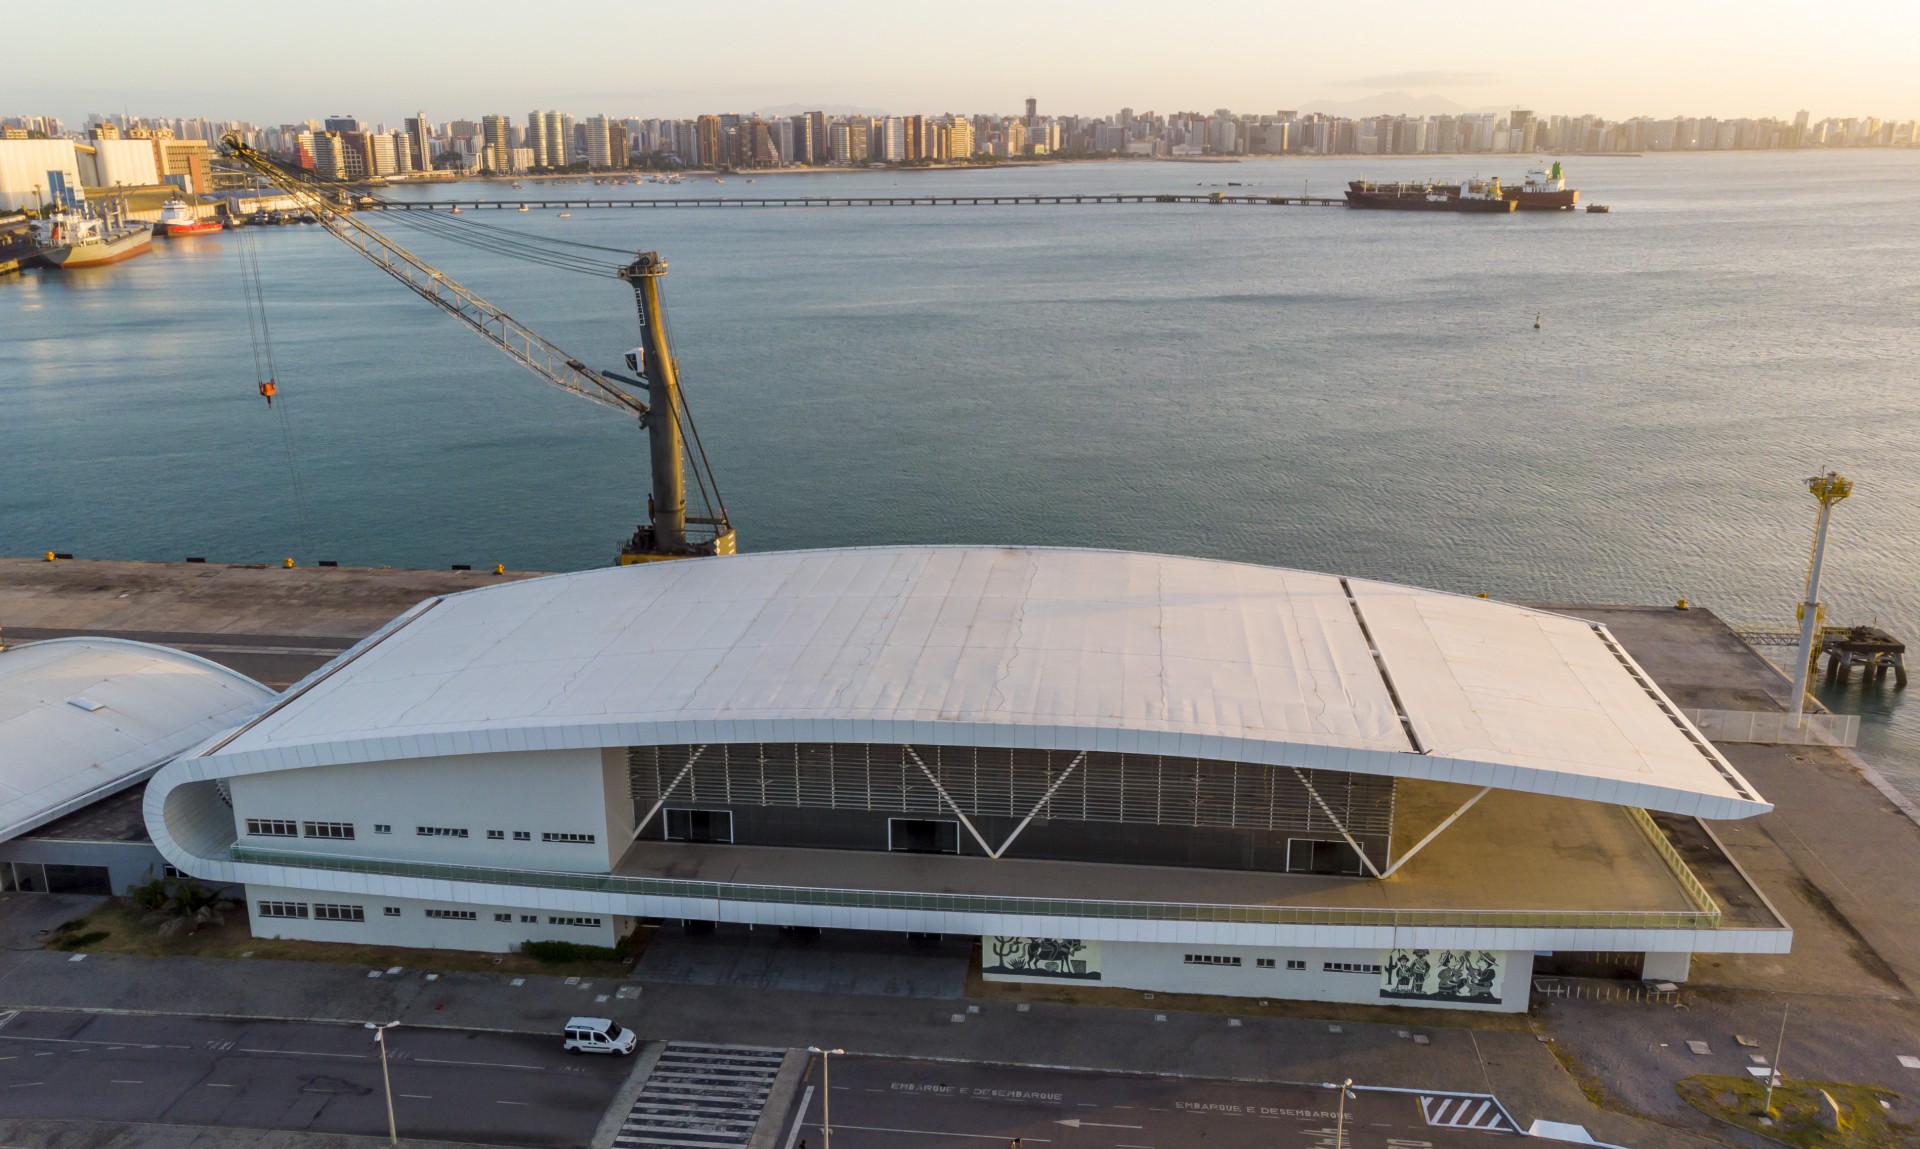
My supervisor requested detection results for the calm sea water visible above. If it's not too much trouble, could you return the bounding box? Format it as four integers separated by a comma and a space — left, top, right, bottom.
4, 153, 1919, 789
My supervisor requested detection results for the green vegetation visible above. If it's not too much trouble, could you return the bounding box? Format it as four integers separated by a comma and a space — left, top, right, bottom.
520, 939, 626, 964
1678, 1074, 1912, 1149
128, 876, 235, 937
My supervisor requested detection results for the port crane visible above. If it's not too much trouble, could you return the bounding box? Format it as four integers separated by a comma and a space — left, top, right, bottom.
217, 135, 733, 564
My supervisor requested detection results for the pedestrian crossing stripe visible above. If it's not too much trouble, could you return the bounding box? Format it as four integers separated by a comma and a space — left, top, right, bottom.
1418, 1094, 1517, 1131
614, 1042, 787, 1149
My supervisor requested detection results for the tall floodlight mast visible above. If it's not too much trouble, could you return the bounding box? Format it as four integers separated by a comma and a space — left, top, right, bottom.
1788, 470, 1852, 727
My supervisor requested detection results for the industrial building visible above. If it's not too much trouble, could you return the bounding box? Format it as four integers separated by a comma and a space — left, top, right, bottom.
0, 637, 273, 894
147, 546, 1789, 1010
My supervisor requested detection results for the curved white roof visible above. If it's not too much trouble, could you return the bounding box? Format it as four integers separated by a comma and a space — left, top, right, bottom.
1, 637, 275, 842
194, 546, 1766, 819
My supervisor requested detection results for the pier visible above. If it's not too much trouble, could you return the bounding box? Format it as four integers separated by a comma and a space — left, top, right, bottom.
365, 192, 1348, 212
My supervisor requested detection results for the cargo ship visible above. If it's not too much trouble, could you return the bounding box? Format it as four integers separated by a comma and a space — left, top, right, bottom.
1345, 178, 1517, 213
1496, 162, 1579, 210
34, 210, 153, 269
155, 198, 223, 236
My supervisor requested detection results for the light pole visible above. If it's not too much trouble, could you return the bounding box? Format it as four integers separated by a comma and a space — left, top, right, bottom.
365, 1020, 402, 1145
1762, 1002, 1790, 1118
806, 1046, 844, 1149
1328, 1079, 1355, 1149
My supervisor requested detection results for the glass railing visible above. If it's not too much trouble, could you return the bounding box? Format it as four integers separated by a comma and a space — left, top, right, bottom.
228, 845, 1735, 931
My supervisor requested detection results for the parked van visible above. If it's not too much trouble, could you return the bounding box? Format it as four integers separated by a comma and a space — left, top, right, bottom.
563, 1016, 637, 1056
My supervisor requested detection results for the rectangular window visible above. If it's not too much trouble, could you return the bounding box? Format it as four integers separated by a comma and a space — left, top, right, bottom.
494, 913, 512, 922
383, 907, 401, 917
487, 830, 505, 840
374, 824, 392, 834
520, 914, 537, 923
1256, 958, 1276, 969
548, 916, 603, 928
1323, 961, 1384, 975
257, 900, 308, 919
541, 832, 596, 844
425, 908, 477, 921
313, 903, 365, 922
1287, 959, 1307, 971
162, 864, 184, 879
1184, 953, 1242, 967
416, 826, 469, 838
245, 819, 298, 837
303, 821, 355, 840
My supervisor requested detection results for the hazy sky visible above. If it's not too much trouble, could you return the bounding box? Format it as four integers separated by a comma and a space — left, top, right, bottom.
9, 0, 1916, 126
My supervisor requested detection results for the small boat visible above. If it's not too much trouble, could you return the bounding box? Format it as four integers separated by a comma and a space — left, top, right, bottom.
1586, 203, 1611, 214
557, 211, 571, 218
449, 206, 462, 214
518, 204, 529, 212
155, 198, 222, 236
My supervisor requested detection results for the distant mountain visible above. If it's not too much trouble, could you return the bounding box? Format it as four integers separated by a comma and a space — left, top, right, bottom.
753, 102, 889, 118
1299, 91, 1514, 118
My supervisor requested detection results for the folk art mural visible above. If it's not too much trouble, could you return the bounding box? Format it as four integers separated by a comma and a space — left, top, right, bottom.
1379, 948, 1503, 1004
983, 936, 1102, 980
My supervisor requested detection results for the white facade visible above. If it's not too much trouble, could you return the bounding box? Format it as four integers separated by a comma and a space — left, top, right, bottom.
244, 882, 621, 952
0, 139, 83, 211
81, 139, 161, 189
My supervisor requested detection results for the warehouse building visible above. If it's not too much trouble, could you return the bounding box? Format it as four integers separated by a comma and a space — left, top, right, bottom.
1, 637, 273, 894
149, 546, 1788, 1011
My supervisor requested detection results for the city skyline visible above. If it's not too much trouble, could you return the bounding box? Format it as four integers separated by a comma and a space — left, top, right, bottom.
6, 0, 1915, 128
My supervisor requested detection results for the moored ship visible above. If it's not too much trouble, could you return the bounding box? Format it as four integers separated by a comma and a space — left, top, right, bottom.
155, 198, 223, 236
1497, 162, 1579, 210
1345, 178, 1517, 212
35, 210, 154, 269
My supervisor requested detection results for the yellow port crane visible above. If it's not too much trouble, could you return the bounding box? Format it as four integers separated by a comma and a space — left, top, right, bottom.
217, 134, 734, 564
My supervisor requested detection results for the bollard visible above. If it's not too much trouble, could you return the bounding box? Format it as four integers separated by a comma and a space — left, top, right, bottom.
284, 557, 294, 569
494, 564, 505, 575
1676, 597, 1689, 609
44, 551, 55, 562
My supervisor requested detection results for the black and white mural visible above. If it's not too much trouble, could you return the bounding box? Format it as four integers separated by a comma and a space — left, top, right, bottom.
1378, 949, 1503, 1004
983, 936, 1102, 980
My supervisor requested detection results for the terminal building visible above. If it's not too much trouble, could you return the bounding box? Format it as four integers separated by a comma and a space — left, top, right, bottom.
147, 546, 1790, 1012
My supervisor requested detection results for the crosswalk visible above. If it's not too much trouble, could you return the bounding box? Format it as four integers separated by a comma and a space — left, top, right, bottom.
1418, 1094, 1517, 1132
614, 1042, 787, 1149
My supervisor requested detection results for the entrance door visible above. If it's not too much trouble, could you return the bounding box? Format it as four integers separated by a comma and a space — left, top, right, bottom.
889, 818, 960, 854
664, 808, 734, 843
1286, 838, 1363, 876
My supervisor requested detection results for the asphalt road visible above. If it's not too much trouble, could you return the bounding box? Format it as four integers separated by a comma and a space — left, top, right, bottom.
0, 1008, 632, 1148
792, 1056, 1516, 1149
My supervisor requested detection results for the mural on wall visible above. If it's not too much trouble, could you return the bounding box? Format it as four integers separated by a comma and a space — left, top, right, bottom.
983, 936, 1102, 980
1379, 949, 1503, 1004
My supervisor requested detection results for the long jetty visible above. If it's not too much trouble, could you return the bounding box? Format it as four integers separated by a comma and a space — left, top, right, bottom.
365, 193, 1347, 211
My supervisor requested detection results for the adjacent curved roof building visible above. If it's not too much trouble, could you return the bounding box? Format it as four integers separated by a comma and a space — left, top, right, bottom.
149, 547, 1785, 1011
1, 637, 274, 842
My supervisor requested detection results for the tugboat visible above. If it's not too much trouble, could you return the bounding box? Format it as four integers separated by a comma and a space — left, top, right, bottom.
1498, 162, 1579, 210
1345, 178, 1517, 212
155, 197, 223, 236
34, 207, 154, 268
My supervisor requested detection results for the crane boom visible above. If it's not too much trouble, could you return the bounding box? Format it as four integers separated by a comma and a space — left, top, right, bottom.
217, 134, 734, 562
219, 135, 643, 416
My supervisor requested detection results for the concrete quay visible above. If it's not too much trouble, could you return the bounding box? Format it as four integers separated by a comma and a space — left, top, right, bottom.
3, 558, 1920, 1147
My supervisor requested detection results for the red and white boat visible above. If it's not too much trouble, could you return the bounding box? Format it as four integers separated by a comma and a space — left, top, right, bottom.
155, 198, 223, 236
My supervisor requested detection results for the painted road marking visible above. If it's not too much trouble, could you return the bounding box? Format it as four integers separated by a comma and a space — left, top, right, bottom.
238, 1048, 365, 1059
1418, 1095, 1517, 1132
206, 1084, 235, 1088
497, 1100, 530, 1106
0, 1036, 180, 1050
111, 1079, 143, 1084
400, 1093, 434, 1099
8, 1082, 45, 1088
617, 1042, 785, 1149
411, 1056, 548, 1071
811, 1125, 1050, 1143
1056, 1118, 1143, 1129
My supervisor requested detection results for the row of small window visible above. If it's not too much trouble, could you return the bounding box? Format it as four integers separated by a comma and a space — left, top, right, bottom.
247, 820, 594, 845
1182, 953, 1373, 974
256, 900, 598, 928
245, 820, 355, 840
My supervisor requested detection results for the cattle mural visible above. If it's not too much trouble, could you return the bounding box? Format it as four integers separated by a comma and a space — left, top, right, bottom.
983, 936, 1101, 980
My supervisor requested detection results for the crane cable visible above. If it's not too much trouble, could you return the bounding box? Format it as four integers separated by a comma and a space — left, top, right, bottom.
652, 282, 728, 525
236, 225, 314, 550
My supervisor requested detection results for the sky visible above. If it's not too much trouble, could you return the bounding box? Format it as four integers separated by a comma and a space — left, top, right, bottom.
7, 0, 1917, 127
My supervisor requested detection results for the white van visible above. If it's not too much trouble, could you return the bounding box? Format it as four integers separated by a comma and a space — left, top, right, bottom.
563, 1016, 637, 1056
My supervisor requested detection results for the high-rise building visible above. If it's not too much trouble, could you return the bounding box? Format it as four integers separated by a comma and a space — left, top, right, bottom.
1509, 109, 1534, 152
808, 111, 827, 164
1025, 97, 1037, 124
481, 114, 515, 173
788, 114, 816, 164
695, 115, 723, 167
309, 132, 350, 179
405, 114, 433, 173
525, 111, 549, 167
903, 115, 925, 161
609, 123, 630, 168
323, 115, 362, 133
584, 115, 613, 169
828, 119, 868, 164
368, 131, 399, 176
879, 116, 906, 162
546, 111, 572, 167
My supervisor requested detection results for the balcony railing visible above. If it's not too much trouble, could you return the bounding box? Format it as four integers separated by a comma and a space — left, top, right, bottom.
228, 845, 1732, 932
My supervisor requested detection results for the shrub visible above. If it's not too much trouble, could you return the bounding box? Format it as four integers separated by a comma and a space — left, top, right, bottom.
51, 918, 88, 935
520, 939, 623, 964
53, 931, 109, 951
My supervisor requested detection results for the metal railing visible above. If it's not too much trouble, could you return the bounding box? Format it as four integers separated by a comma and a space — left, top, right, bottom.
1625, 806, 1722, 922
228, 845, 1727, 931
1681, 708, 1859, 747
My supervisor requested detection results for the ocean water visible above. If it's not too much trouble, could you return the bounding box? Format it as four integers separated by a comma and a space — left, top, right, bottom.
4, 152, 1919, 788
